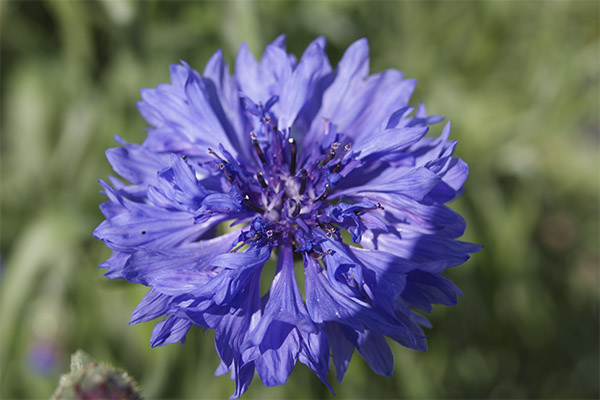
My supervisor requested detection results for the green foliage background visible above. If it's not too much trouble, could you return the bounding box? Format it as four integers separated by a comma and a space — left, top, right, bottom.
1, 1, 598, 399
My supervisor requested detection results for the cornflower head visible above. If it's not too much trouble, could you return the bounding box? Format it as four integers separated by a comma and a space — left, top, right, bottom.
94, 35, 481, 397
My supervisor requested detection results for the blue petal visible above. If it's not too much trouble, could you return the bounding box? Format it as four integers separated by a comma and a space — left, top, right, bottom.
211, 270, 261, 399
260, 43, 292, 92
269, 34, 287, 49
94, 202, 223, 251
215, 269, 262, 367
304, 38, 369, 147
245, 244, 315, 350
137, 62, 236, 156
235, 43, 266, 104
298, 330, 333, 392
324, 322, 355, 382
335, 167, 443, 201
349, 71, 416, 143
198, 189, 243, 217
122, 230, 240, 295
229, 361, 256, 399
402, 270, 463, 312
316, 69, 415, 143
149, 316, 192, 347
366, 230, 483, 267
354, 126, 429, 161
157, 154, 210, 210
243, 244, 315, 386
360, 192, 467, 238
254, 330, 300, 386
278, 38, 332, 130
426, 156, 469, 192
98, 249, 130, 279
182, 62, 235, 151
130, 288, 173, 324
329, 242, 414, 313
105, 137, 169, 185
304, 254, 419, 348
355, 331, 394, 377
199, 246, 272, 307
203, 49, 250, 160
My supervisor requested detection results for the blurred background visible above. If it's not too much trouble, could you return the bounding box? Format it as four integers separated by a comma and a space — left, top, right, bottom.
1, 1, 598, 399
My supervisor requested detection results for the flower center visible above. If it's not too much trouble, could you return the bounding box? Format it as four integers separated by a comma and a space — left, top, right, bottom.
209, 106, 355, 251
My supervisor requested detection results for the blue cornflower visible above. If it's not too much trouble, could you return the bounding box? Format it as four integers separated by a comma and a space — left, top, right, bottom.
94, 36, 481, 397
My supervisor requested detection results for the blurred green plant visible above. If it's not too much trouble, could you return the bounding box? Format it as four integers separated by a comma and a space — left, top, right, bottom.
1, 1, 598, 399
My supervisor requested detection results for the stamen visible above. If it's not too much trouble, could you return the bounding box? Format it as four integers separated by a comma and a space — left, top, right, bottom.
250, 132, 266, 164
316, 184, 331, 202
299, 168, 308, 195
243, 194, 264, 214
208, 148, 228, 164
286, 198, 301, 218
256, 172, 268, 188
331, 143, 352, 173
309, 248, 332, 259
319, 143, 341, 167
288, 138, 297, 175
320, 150, 336, 167
216, 163, 233, 183
318, 222, 337, 237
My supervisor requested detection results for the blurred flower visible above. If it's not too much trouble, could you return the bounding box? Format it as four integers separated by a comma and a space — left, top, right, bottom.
28, 338, 60, 375
94, 36, 481, 397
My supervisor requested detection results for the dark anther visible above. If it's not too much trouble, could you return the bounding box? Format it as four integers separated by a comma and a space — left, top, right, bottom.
256, 172, 268, 188
250, 132, 266, 164
263, 117, 271, 123
243, 194, 264, 214
141, 231, 146, 235
182, 155, 187, 160
320, 150, 336, 167
316, 184, 331, 202
299, 168, 308, 195
288, 138, 297, 175
318, 222, 335, 236
331, 161, 343, 173
376, 202, 384, 210
266, 229, 274, 238
292, 201, 301, 217
287, 198, 301, 218
344, 143, 352, 151
331, 142, 341, 150
209, 148, 228, 164
309, 249, 332, 259
217, 164, 233, 183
